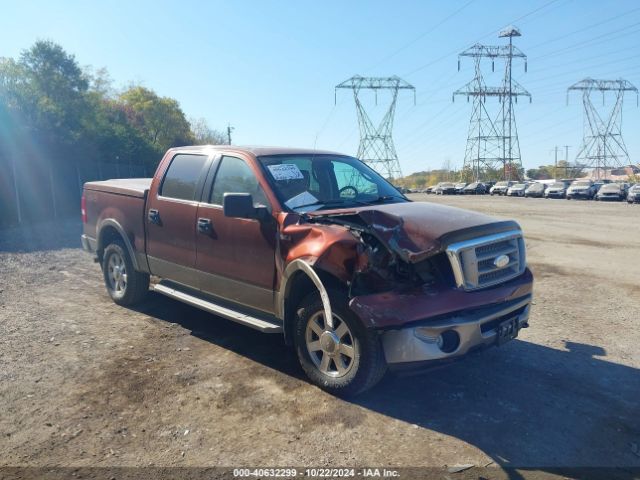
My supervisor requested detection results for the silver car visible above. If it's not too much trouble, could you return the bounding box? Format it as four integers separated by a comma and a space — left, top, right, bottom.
507, 183, 527, 197
566, 180, 596, 200
596, 183, 627, 201
627, 184, 640, 204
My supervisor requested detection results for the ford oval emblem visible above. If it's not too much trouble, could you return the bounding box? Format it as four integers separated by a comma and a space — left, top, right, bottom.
494, 254, 510, 268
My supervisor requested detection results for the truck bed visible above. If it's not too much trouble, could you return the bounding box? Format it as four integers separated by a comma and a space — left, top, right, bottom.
84, 178, 152, 198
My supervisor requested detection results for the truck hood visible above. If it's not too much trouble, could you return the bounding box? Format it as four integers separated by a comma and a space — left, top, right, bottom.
308, 201, 519, 263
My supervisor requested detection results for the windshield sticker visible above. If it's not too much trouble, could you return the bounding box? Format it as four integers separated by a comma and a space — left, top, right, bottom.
285, 191, 318, 209
267, 164, 304, 181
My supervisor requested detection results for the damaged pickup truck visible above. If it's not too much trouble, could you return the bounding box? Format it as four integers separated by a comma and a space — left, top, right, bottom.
81, 146, 533, 395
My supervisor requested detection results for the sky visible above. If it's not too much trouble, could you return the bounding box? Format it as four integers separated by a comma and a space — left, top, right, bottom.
1, 0, 639, 176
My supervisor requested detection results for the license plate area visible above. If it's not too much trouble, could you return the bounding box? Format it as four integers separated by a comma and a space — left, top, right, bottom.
496, 317, 520, 346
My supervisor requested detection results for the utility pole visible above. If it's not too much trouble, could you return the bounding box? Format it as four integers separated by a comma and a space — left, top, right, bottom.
554, 146, 559, 180
567, 78, 638, 178
564, 145, 570, 178
454, 26, 530, 181
227, 124, 234, 145
335, 76, 415, 180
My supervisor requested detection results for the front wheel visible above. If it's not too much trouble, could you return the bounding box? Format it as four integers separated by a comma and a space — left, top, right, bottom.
102, 241, 149, 306
294, 290, 387, 396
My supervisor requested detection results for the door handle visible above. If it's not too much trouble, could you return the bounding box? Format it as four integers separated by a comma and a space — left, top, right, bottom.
197, 217, 212, 234
148, 209, 161, 225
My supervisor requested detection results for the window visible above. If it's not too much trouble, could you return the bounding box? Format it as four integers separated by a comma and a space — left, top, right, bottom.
160, 154, 208, 201
210, 156, 269, 207
332, 160, 380, 198
259, 154, 404, 212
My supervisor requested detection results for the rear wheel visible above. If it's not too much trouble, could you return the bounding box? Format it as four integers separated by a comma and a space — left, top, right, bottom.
102, 241, 149, 306
294, 290, 387, 396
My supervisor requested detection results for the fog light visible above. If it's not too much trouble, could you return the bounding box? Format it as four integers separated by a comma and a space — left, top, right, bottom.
438, 330, 460, 353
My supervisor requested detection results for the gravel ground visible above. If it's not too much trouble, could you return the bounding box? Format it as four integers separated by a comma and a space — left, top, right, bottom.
1, 196, 639, 474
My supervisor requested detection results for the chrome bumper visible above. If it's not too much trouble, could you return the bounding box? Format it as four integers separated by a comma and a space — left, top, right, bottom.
381, 296, 531, 364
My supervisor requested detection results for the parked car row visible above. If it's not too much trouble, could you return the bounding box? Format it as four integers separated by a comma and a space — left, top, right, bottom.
415, 180, 640, 203
421, 181, 495, 195
542, 179, 636, 202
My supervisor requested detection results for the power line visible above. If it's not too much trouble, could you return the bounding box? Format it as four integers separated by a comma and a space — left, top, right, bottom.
529, 21, 640, 61
454, 27, 531, 181
567, 78, 639, 177
402, 0, 565, 78
335, 76, 416, 180
526, 5, 640, 51
365, 0, 477, 73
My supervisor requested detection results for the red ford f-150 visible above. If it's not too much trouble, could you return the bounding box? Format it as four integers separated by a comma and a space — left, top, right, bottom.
81, 146, 533, 395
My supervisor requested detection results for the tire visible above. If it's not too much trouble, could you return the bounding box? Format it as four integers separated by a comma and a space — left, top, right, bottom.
102, 240, 149, 306
294, 290, 387, 396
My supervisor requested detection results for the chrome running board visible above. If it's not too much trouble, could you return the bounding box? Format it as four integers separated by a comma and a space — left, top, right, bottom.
153, 281, 282, 333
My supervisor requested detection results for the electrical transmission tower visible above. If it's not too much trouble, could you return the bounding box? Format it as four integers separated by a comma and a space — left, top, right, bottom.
335, 76, 415, 180
567, 78, 638, 179
454, 26, 531, 181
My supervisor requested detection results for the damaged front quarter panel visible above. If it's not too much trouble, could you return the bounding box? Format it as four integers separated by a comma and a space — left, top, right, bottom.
278, 209, 445, 301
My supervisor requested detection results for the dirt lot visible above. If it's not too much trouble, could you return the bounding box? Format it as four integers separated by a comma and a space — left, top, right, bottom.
1, 196, 639, 473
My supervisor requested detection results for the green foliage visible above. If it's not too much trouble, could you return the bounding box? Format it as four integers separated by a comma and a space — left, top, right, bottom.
0, 40, 224, 173
119, 86, 194, 152
527, 161, 584, 180
398, 169, 458, 189
189, 117, 227, 145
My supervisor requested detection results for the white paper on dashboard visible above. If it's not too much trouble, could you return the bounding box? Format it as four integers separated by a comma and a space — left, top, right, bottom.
285, 191, 319, 209
267, 164, 304, 181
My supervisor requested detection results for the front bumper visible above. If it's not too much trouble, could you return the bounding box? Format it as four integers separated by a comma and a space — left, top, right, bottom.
568, 191, 592, 199
598, 194, 622, 201
380, 295, 531, 365
545, 191, 564, 198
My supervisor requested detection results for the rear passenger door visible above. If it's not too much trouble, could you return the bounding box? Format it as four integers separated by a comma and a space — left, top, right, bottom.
146, 153, 210, 285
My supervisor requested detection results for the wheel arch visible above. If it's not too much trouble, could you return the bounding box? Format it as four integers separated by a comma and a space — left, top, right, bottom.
96, 219, 140, 271
278, 259, 348, 346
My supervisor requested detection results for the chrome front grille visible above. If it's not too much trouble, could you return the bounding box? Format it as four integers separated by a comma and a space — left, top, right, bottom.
445, 231, 526, 290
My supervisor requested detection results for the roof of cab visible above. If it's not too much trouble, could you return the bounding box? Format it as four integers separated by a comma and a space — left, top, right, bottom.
168, 145, 346, 157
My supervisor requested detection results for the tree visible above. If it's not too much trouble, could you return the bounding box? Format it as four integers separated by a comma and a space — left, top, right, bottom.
119, 86, 193, 152
189, 117, 226, 145
17, 40, 90, 143
527, 162, 584, 180
84, 66, 114, 98
0, 40, 231, 224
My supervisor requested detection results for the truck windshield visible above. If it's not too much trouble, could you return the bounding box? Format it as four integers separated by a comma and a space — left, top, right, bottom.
258, 154, 406, 212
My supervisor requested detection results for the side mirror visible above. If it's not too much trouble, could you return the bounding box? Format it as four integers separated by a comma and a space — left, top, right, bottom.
223, 193, 268, 220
